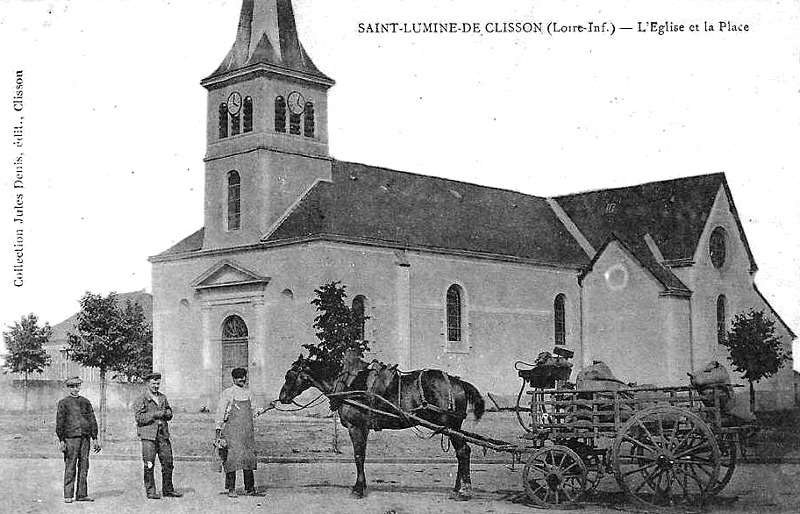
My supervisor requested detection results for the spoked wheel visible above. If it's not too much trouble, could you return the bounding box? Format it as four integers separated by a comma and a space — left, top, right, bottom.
613, 406, 720, 507
710, 436, 737, 495
564, 440, 603, 495
522, 445, 587, 508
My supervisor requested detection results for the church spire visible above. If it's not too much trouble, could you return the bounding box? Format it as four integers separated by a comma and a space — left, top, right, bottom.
207, 0, 331, 83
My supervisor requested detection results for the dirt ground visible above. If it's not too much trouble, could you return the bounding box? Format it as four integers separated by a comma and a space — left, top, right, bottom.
2, 409, 799, 512
3, 457, 800, 514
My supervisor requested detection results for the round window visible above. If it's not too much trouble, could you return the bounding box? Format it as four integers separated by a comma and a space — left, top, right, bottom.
709, 227, 727, 269
604, 263, 629, 291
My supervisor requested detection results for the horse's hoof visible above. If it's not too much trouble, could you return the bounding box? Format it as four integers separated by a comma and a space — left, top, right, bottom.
449, 490, 470, 501
351, 489, 365, 499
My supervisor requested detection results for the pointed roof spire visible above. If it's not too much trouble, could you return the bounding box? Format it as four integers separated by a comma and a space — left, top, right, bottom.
206, 0, 332, 84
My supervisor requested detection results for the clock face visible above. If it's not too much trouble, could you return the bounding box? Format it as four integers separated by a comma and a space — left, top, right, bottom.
287, 91, 306, 115
227, 91, 242, 115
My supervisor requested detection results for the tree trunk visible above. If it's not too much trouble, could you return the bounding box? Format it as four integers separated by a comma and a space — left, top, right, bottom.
749, 379, 756, 416
23, 370, 29, 412
99, 369, 108, 444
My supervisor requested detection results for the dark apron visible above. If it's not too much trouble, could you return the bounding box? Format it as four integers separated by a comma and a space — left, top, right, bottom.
221, 399, 257, 472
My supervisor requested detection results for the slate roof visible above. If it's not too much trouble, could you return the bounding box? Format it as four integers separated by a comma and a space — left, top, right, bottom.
159, 228, 205, 256
153, 168, 752, 299
264, 161, 589, 267
555, 173, 755, 269
207, 0, 332, 83
580, 233, 692, 296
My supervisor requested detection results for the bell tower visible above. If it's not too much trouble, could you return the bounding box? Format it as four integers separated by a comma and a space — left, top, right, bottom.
200, 0, 334, 250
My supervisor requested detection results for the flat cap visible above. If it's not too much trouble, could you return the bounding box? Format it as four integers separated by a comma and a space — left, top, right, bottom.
65, 376, 83, 386
143, 372, 162, 381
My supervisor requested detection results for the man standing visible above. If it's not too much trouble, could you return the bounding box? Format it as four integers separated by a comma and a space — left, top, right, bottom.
132, 372, 183, 499
56, 376, 101, 503
215, 367, 270, 497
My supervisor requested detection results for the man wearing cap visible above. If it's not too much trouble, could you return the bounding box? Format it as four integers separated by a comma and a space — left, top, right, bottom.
132, 372, 183, 499
55, 376, 101, 503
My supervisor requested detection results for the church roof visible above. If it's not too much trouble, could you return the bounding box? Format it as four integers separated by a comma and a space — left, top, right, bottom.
264, 161, 588, 267
153, 169, 754, 296
206, 0, 331, 83
580, 233, 692, 296
554, 172, 755, 269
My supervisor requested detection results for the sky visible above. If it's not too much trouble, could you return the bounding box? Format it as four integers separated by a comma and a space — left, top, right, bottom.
1, 0, 798, 368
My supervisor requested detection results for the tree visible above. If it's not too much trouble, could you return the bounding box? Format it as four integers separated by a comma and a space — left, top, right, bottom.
114, 300, 153, 382
722, 309, 790, 413
67, 292, 153, 441
2, 313, 52, 410
303, 281, 370, 366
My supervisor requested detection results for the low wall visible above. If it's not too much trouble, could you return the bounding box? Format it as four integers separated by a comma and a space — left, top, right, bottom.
0, 379, 142, 413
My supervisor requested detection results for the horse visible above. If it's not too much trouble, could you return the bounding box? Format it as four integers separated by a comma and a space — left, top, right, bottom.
278, 355, 485, 500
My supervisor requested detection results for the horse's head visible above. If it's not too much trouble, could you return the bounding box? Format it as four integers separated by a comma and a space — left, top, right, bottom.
279, 355, 315, 404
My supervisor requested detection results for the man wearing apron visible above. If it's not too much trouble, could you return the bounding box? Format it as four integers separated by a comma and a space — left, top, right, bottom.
215, 367, 263, 497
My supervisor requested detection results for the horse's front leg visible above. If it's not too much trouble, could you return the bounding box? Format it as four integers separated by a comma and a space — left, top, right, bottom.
348, 424, 368, 498
449, 434, 472, 500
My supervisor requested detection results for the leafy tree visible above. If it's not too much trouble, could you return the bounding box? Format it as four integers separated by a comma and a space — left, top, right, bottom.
722, 309, 790, 413
2, 313, 52, 410
67, 292, 153, 441
303, 281, 370, 366
114, 300, 153, 382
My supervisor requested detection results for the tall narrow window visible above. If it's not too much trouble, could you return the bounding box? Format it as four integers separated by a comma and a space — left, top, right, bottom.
554, 294, 566, 346
352, 295, 366, 341
243, 96, 253, 133
446, 285, 463, 342
274, 96, 286, 132
716, 295, 727, 345
289, 112, 301, 135
218, 103, 228, 138
227, 171, 241, 231
303, 102, 315, 137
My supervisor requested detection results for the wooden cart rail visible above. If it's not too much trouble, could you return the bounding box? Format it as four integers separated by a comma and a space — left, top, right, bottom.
526, 384, 731, 438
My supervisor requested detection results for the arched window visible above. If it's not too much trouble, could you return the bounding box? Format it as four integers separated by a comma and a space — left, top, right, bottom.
303, 102, 315, 137
352, 295, 366, 341
218, 103, 228, 139
221, 315, 248, 387
554, 294, 566, 346
227, 171, 241, 231
716, 295, 727, 345
710, 227, 727, 269
274, 96, 286, 132
446, 285, 463, 342
243, 96, 253, 133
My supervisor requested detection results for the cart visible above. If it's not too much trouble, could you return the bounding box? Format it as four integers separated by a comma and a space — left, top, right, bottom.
327, 353, 752, 509
513, 363, 753, 509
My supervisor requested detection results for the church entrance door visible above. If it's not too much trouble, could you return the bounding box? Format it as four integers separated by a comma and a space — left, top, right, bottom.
221, 315, 249, 388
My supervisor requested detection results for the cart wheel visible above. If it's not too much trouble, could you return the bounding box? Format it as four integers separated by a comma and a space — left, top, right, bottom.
612, 406, 720, 507
563, 440, 603, 495
710, 436, 737, 495
522, 445, 587, 508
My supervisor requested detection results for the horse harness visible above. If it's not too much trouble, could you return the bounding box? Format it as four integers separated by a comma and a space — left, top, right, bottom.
331, 360, 464, 427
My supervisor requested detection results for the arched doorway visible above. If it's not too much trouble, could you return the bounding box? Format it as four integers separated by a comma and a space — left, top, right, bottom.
221, 315, 248, 388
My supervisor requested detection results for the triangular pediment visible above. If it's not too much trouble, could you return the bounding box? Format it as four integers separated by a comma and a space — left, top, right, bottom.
191, 260, 270, 290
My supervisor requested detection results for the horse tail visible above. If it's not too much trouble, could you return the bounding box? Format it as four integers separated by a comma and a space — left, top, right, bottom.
461, 380, 485, 421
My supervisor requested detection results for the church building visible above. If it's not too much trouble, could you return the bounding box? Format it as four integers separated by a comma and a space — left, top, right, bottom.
150, 0, 795, 410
